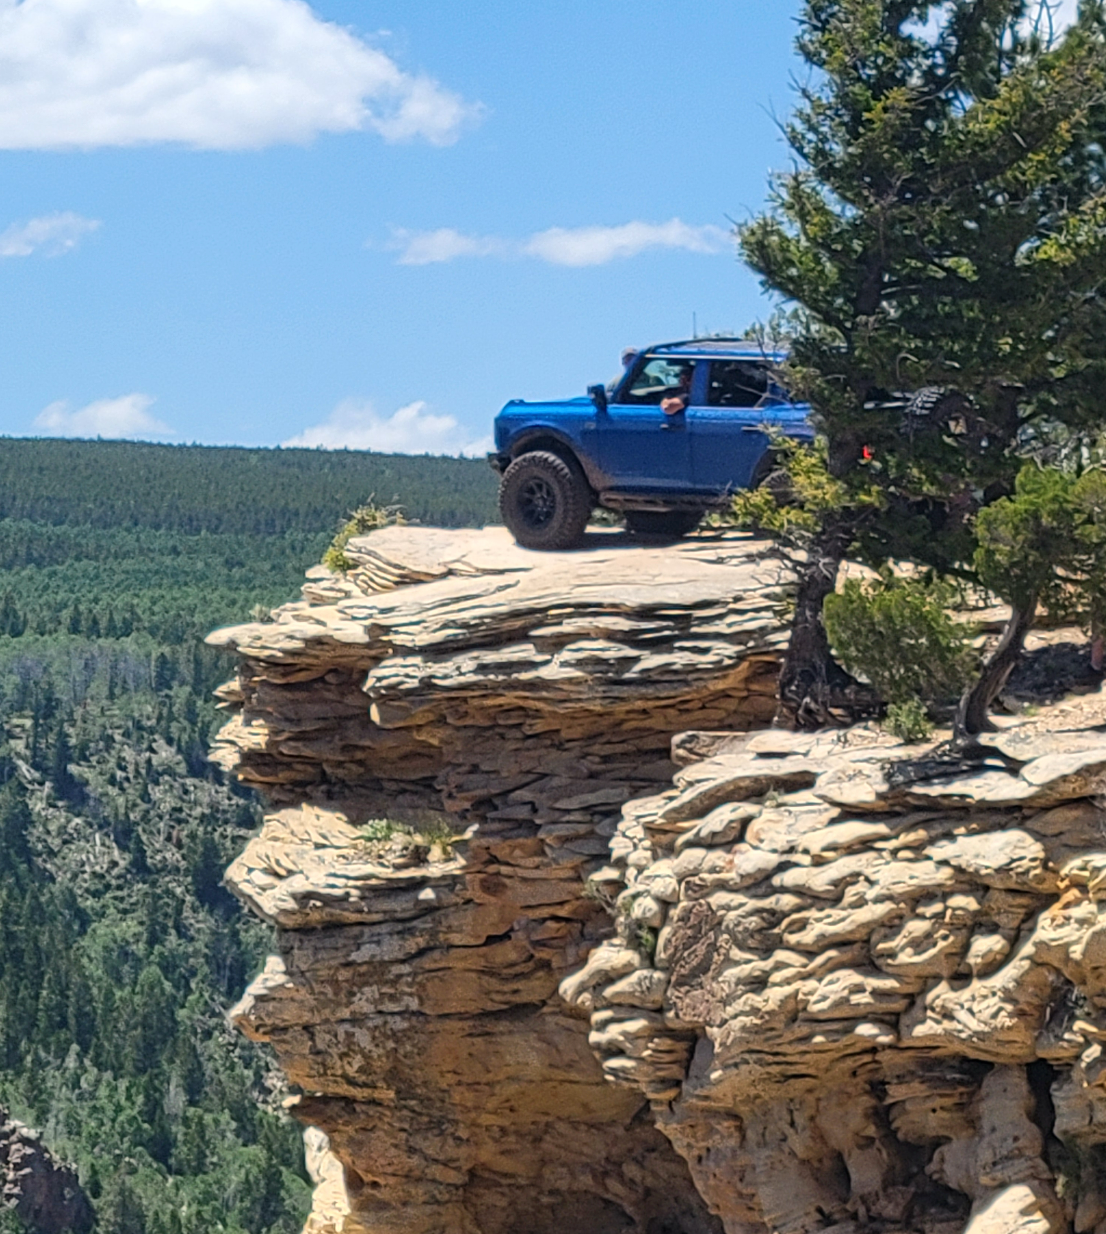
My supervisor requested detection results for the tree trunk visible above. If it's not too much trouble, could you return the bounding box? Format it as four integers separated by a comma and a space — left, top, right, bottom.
954, 599, 1036, 739
778, 521, 877, 728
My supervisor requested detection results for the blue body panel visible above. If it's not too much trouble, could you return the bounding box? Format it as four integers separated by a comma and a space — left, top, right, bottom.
598, 402, 692, 489
689, 401, 811, 492
492, 340, 813, 506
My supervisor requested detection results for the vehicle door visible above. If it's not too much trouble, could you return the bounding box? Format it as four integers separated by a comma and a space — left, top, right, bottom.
599, 356, 695, 489
688, 359, 783, 493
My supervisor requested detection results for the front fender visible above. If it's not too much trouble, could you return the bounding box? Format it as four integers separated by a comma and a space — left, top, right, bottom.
503, 425, 608, 492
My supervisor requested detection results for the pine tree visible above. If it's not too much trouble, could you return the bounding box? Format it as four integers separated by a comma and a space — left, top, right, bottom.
740, 0, 1106, 733
51, 718, 81, 804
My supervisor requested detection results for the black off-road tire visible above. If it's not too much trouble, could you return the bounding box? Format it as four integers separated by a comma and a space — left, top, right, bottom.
499, 450, 592, 550
752, 453, 793, 505
624, 509, 703, 539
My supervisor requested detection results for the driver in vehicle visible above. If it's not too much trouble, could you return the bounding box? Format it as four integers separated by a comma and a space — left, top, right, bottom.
660, 366, 694, 416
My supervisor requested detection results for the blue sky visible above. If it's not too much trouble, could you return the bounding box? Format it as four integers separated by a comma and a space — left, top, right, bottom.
0, 0, 1068, 455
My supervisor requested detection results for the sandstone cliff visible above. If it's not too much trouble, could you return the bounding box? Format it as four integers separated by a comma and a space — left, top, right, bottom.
209, 527, 788, 1234
560, 700, 1106, 1234
211, 526, 1106, 1234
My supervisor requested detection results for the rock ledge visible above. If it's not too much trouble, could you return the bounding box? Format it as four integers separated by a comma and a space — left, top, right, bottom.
210, 527, 789, 1234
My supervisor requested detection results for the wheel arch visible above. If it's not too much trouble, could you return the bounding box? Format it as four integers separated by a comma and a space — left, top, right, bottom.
507, 431, 600, 492
749, 446, 779, 488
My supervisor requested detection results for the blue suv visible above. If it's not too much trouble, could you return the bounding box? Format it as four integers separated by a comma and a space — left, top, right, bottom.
490, 338, 813, 549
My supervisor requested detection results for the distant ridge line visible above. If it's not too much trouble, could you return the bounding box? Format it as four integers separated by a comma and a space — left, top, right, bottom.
0, 436, 499, 535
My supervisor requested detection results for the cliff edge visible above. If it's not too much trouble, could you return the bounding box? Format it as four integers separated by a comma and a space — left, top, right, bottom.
210, 525, 1106, 1234
208, 526, 788, 1234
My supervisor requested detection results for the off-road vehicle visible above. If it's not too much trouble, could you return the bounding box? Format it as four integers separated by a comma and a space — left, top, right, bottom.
489, 338, 813, 549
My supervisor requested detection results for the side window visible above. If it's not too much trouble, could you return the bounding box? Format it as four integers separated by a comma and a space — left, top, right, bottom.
706, 360, 770, 408
620, 357, 695, 405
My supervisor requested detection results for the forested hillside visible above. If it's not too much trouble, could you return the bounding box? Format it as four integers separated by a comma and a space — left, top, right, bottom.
0, 437, 499, 1234
0, 438, 497, 533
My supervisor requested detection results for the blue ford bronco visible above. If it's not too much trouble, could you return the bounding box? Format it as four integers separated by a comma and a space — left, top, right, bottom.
489, 338, 813, 549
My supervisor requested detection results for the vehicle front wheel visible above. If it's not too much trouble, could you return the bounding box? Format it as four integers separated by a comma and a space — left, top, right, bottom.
624, 509, 703, 538
499, 451, 592, 550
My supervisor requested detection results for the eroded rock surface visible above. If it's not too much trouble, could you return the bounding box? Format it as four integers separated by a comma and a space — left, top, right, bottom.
561, 702, 1106, 1234
215, 525, 1106, 1234
211, 527, 790, 1234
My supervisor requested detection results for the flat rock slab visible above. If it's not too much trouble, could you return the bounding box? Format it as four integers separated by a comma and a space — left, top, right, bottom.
208, 526, 793, 664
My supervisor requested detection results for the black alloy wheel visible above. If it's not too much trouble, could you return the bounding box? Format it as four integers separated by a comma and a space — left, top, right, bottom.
499, 450, 592, 550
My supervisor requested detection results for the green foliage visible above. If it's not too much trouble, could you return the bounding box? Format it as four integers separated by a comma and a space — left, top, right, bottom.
885, 698, 934, 744
357, 815, 458, 861
360, 817, 403, 842
323, 500, 406, 572
418, 817, 459, 858
974, 463, 1080, 612
633, 926, 658, 964
0, 702, 311, 1234
736, 0, 1106, 723
731, 434, 883, 543
975, 461, 1106, 633
0, 436, 499, 1234
823, 573, 978, 706
1072, 468, 1106, 638
0, 438, 497, 534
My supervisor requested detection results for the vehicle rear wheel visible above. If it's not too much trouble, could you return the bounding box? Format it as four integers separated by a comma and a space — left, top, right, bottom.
499, 450, 591, 550
624, 509, 703, 538
752, 454, 793, 505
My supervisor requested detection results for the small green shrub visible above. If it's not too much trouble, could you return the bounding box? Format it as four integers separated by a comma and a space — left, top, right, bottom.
418, 817, 458, 857
823, 572, 977, 709
583, 876, 618, 914
360, 817, 404, 842
634, 924, 658, 964
323, 499, 405, 572
885, 698, 934, 743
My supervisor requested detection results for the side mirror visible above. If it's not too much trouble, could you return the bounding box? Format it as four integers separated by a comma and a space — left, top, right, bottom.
588, 383, 608, 413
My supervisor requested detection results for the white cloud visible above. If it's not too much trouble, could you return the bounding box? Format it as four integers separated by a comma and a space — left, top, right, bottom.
283, 399, 490, 456
0, 212, 100, 257
392, 228, 509, 266
0, 0, 479, 150
391, 219, 730, 267
33, 393, 174, 439
524, 220, 729, 266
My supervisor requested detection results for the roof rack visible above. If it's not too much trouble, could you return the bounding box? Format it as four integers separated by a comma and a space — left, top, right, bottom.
643, 337, 787, 357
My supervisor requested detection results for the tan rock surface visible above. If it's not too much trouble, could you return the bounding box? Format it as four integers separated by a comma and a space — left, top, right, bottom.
212, 527, 792, 1234
563, 698, 1106, 1234
215, 525, 1106, 1234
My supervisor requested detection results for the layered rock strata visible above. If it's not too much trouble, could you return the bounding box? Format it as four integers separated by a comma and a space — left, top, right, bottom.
210, 527, 790, 1234
562, 696, 1106, 1234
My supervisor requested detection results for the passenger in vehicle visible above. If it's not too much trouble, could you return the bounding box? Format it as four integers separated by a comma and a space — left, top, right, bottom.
661, 368, 693, 416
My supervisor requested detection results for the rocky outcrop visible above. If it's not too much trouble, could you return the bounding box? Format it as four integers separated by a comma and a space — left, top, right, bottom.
213, 524, 1106, 1234
209, 527, 790, 1234
561, 697, 1106, 1234
0, 1109, 92, 1234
